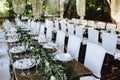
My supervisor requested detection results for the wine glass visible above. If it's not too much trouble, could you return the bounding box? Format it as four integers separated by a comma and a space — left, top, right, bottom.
35, 59, 40, 74
26, 59, 30, 76
57, 43, 64, 53
20, 60, 26, 76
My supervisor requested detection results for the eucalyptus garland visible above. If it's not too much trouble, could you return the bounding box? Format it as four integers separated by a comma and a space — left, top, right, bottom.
15, 25, 67, 80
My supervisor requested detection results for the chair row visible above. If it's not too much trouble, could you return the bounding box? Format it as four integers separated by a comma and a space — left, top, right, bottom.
54, 31, 107, 80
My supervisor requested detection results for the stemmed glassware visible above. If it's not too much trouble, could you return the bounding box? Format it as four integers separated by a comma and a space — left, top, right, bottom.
26, 59, 30, 76
57, 43, 64, 53
35, 59, 40, 74
32, 55, 40, 74
20, 60, 26, 76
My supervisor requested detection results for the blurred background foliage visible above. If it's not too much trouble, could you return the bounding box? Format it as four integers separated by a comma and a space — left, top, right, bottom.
0, 0, 111, 22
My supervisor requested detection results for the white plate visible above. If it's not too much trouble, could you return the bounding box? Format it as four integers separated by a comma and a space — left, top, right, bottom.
54, 53, 73, 62
13, 59, 36, 69
9, 46, 25, 53
43, 42, 56, 49
6, 39, 19, 43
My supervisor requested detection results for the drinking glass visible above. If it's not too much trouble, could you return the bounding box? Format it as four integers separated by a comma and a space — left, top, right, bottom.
20, 60, 26, 76
26, 59, 30, 76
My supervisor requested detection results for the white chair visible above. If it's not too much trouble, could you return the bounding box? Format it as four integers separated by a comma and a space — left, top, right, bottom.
46, 27, 53, 41
27, 19, 31, 30
55, 31, 65, 49
71, 18, 79, 24
83, 28, 99, 44
67, 35, 82, 61
45, 19, 53, 29
54, 20, 60, 32
75, 25, 84, 40
102, 32, 117, 54
80, 42, 106, 80
67, 23, 74, 36
87, 20, 95, 27
88, 28, 99, 44
102, 32, 120, 59
30, 21, 37, 34
0, 43, 10, 80
96, 21, 106, 29
106, 23, 116, 32
0, 32, 6, 42
60, 20, 67, 33
0, 59, 10, 80
0, 31, 5, 38
39, 24, 45, 34
80, 19, 87, 26
36, 22, 40, 34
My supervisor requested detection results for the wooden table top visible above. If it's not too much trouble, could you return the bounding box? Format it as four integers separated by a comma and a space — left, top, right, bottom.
12, 57, 92, 80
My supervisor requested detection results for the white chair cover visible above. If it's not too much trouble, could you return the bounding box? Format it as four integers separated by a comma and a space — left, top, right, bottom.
80, 19, 87, 26
45, 19, 53, 29
0, 43, 10, 80
0, 58, 10, 80
67, 23, 74, 36
30, 21, 37, 34
67, 35, 82, 61
0, 32, 6, 42
87, 20, 95, 26
80, 42, 106, 80
106, 23, 116, 31
96, 21, 106, 29
54, 20, 60, 31
102, 32, 117, 55
75, 25, 84, 40
36, 22, 40, 34
55, 31, 65, 48
88, 28, 99, 44
39, 24, 45, 34
60, 20, 67, 33
27, 19, 31, 30
0, 31, 5, 38
46, 27, 52, 41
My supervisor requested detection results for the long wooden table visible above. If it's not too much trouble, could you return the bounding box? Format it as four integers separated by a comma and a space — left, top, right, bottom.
10, 52, 92, 80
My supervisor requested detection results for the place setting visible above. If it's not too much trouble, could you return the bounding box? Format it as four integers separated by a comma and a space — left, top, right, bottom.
54, 52, 73, 62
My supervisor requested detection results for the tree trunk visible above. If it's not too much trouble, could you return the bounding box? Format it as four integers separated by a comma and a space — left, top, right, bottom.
63, 0, 72, 17
105, 0, 116, 23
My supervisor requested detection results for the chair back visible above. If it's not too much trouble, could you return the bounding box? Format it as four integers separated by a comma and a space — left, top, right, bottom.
67, 23, 74, 36
84, 42, 106, 78
106, 23, 116, 31
87, 20, 95, 26
67, 35, 82, 61
75, 25, 84, 40
55, 20, 60, 31
80, 19, 87, 26
88, 28, 99, 44
60, 20, 67, 33
45, 19, 53, 28
46, 27, 52, 41
102, 32, 117, 55
39, 24, 45, 34
55, 31, 65, 48
96, 21, 106, 29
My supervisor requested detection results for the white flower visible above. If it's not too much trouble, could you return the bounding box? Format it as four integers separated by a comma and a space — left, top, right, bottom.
30, 46, 34, 50
50, 76, 56, 80
45, 61, 50, 67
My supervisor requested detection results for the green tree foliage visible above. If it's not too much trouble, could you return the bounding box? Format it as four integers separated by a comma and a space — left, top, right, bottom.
64, 0, 111, 22
5, 0, 111, 22
5, 0, 15, 17
85, 0, 111, 22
